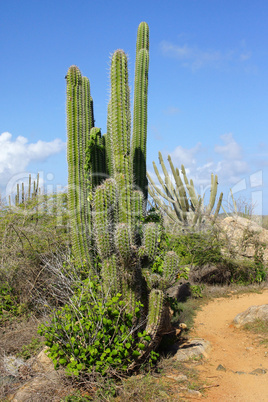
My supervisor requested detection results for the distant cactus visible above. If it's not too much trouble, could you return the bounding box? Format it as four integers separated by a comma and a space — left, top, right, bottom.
148, 151, 223, 229
14, 173, 40, 206
66, 22, 181, 367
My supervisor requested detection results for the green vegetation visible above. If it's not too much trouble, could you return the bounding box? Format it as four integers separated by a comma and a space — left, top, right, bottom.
16, 336, 44, 360
38, 278, 158, 377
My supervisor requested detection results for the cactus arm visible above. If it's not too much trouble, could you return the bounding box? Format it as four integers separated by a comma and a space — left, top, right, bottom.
181, 165, 198, 209
132, 22, 149, 200
22, 182, 25, 204
105, 101, 113, 177
212, 192, 223, 223
93, 183, 113, 260
158, 152, 174, 198
143, 223, 160, 260
148, 166, 176, 204
102, 255, 120, 295
206, 173, 218, 215
28, 174, 31, 200
110, 50, 133, 231
114, 223, 132, 264
168, 156, 189, 215
148, 186, 180, 225
110, 50, 131, 177
66, 66, 92, 268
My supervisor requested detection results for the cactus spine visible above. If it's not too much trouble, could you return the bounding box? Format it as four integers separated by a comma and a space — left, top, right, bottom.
66, 22, 180, 367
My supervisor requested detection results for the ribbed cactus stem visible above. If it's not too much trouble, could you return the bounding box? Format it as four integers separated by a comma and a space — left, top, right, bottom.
105, 101, 113, 177
148, 165, 176, 204
94, 183, 114, 259
181, 165, 198, 209
206, 173, 218, 215
16, 184, 19, 205
168, 155, 189, 214
110, 50, 131, 177
28, 174, 31, 200
132, 22, 149, 201
86, 127, 107, 189
114, 223, 132, 264
143, 223, 160, 260
140, 289, 166, 354
66, 65, 92, 268
213, 192, 223, 223
22, 182, 25, 204
162, 251, 179, 284
102, 255, 119, 295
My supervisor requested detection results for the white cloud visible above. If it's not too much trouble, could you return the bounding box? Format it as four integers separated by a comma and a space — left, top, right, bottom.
169, 142, 202, 167
214, 133, 249, 184
160, 40, 252, 71
150, 133, 250, 198
0, 132, 65, 187
214, 133, 242, 160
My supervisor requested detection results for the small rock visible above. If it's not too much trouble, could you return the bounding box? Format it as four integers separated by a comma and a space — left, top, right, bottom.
234, 371, 247, 375
174, 338, 211, 362
166, 373, 188, 382
31, 347, 54, 373
216, 364, 226, 372
9, 371, 58, 402
233, 305, 268, 328
187, 389, 202, 397
250, 368, 267, 375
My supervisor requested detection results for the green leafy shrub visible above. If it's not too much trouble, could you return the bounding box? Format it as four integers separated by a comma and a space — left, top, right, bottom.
169, 230, 223, 267
0, 282, 21, 323
62, 391, 92, 401
38, 277, 157, 377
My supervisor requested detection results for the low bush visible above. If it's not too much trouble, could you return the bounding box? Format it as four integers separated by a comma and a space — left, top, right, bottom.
38, 277, 157, 378
0, 193, 70, 313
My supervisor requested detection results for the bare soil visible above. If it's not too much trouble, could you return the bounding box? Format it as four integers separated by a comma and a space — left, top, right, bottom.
192, 289, 268, 401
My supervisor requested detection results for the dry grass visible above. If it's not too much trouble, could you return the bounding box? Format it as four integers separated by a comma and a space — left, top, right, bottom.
242, 319, 268, 347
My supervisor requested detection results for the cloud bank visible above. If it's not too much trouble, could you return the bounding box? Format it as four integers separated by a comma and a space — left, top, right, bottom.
0, 132, 65, 187
148, 133, 250, 199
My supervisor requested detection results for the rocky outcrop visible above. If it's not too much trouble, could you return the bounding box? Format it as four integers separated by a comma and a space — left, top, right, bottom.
233, 304, 268, 328
218, 216, 268, 263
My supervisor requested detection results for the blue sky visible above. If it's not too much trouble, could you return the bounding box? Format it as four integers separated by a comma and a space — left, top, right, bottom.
1, 0, 268, 214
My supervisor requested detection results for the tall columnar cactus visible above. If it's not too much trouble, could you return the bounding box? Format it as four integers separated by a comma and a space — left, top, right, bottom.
66, 22, 180, 366
148, 151, 223, 229
131, 22, 149, 202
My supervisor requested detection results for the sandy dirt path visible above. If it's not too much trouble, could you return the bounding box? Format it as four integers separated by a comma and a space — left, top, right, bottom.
192, 290, 268, 401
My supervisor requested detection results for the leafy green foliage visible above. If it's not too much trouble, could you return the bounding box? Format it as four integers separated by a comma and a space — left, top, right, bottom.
61, 391, 92, 401
38, 278, 154, 377
0, 282, 20, 323
169, 230, 223, 267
